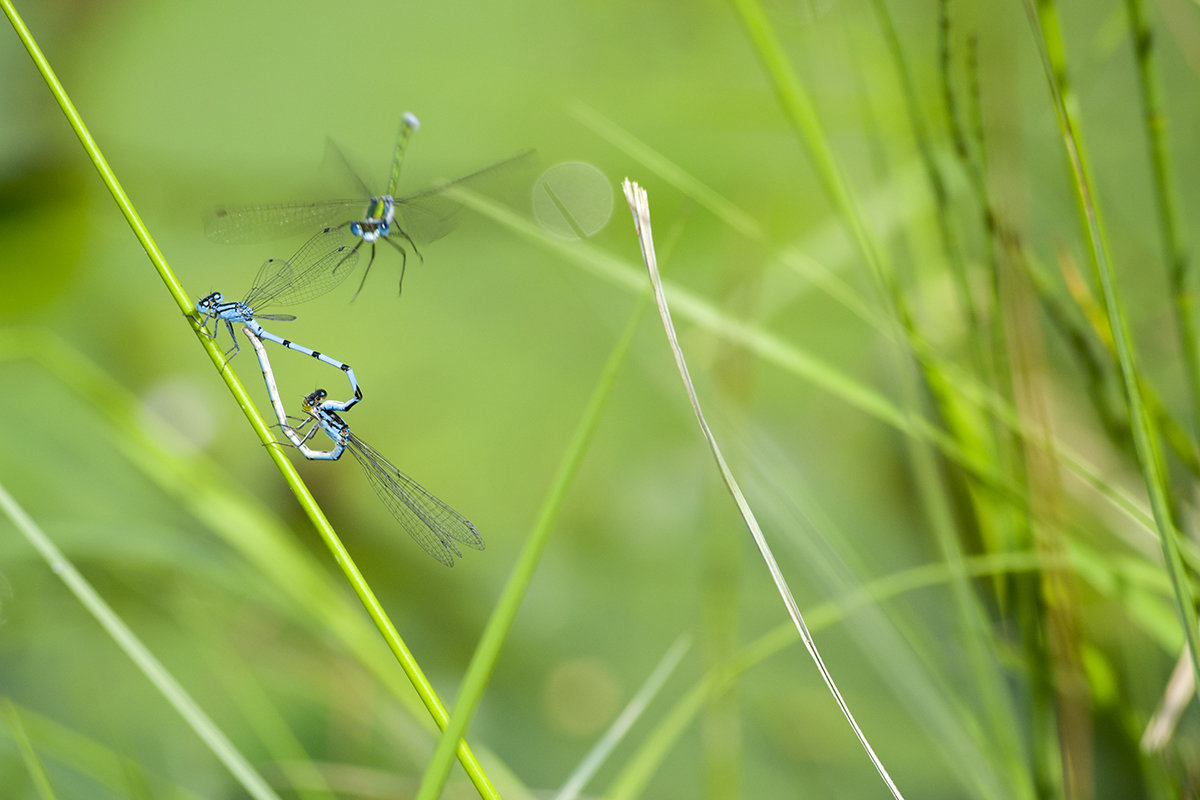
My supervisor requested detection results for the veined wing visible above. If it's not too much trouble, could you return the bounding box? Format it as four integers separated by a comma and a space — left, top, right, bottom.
391, 150, 533, 248
206, 199, 366, 244
244, 226, 360, 309
347, 433, 484, 566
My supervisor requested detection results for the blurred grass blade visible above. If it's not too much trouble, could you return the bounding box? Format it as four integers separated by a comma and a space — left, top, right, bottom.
0, 482, 282, 800
2, 697, 59, 800
1123, 0, 1200, 435
715, 3, 1030, 784
415, 280, 650, 800
559, 111, 1174, 563
1, 4, 498, 793
454, 182, 1190, 583
1023, 0, 1200, 692
622, 179, 904, 799
182, 603, 336, 800
569, 101, 909, 334
0, 0, 188, 314
609, 541, 1176, 798
556, 636, 692, 800
1142, 648, 1194, 752
0, 331, 519, 798
605, 551, 1045, 800
0, 700, 204, 799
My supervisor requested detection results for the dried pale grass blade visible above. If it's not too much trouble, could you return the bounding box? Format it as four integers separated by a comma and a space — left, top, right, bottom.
1142, 645, 1195, 752
621, 179, 904, 799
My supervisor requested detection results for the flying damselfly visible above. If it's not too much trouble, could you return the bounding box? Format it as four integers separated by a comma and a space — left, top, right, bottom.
207, 112, 527, 298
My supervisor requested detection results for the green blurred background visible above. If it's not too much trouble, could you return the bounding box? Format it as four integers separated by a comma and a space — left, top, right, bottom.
3, 0, 1200, 797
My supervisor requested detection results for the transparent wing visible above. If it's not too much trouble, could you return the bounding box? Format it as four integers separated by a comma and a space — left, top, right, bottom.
347, 433, 484, 566
206, 199, 366, 244
243, 226, 360, 309
391, 150, 533, 248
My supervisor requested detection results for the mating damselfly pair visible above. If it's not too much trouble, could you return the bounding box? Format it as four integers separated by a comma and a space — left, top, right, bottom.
195, 112, 514, 565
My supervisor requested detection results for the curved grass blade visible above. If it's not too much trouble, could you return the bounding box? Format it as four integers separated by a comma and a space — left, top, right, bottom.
415, 284, 648, 800
0, 482, 281, 800
0, 6, 502, 795
0, 328, 526, 798
623, 179, 905, 799
2, 698, 59, 800
1022, 0, 1200, 698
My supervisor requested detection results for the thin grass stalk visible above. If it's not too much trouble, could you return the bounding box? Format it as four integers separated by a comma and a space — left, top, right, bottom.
0, 483, 281, 800
725, 2, 1028, 786
871, 0, 978, 338
1047, 248, 1200, 478
555, 637, 691, 800
456, 189, 1196, 570
942, 19, 1038, 616
624, 180, 905, 798
960, 35, 1068, 786
1123, 0, 1200, 440
0, 4, 497, 793
0, 331, 532, 799
183, 605, 337, 800
0, 700, 205, 799
2, 697, 59, 800
604, 548, 1098, 800
414, 283, 650, 800
1023, 0, 1200, 692
746, 431, 1013, 800
1000, 249, 1092, 798
609, 530, 1184, 798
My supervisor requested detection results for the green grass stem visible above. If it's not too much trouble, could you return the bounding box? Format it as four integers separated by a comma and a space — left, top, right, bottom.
454, 187, 1192, 575
1024, 0, 1200, 696
1123, 0, 1200, 438
0, 700, 203, 799
661, 1, 1028, 777
183, 604, 337, 800
606, 542, 1178, 799
624, 180, 905, 798
873, 0, 977, 335
0, 330, 526, 797
2, 697, 59, 800
556, 636, 691, 800
0, 3, 497, 794
416, 276, 650, 799
0, 482, 282, 800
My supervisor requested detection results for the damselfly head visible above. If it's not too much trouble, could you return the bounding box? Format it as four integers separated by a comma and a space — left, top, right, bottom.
302, 388, 328, 410
196, 291, 222, 311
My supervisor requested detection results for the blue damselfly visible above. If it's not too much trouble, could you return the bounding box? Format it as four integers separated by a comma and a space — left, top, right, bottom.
195, 225, 362, 410
244, 325, 484, 566
207, 113, 527, 297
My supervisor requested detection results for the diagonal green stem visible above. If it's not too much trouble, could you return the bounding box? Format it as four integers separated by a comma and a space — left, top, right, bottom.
1, 2, 497, 794
2, 697, 60, 800
724, 1, 1028, 790
1123, 0, 1200, 439
1024, 0, 1200, 695
0, 483, 281, 800
416, 282, 649, 800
